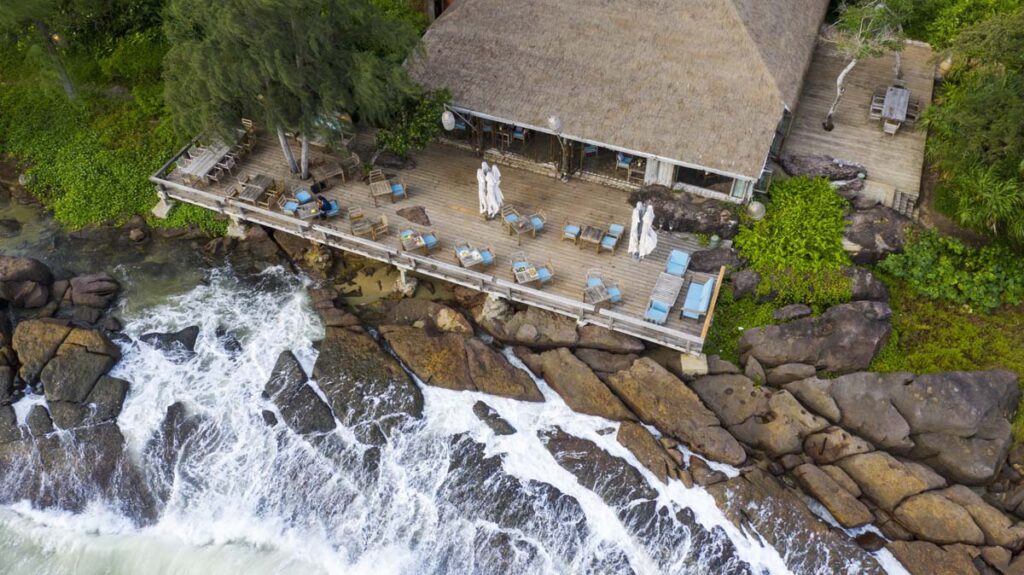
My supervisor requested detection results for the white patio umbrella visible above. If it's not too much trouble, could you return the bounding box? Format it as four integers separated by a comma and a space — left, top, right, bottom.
490, 175, 505, 218
485, 170, 501, 218
476, 166, 488, 216
491, 164, 502, 187
627, 202, 643, 257
638, 204, 658, 261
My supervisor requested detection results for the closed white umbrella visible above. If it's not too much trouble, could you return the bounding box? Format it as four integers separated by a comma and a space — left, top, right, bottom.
491, 176, 504, 217
491, 164, 502, 187
485, 170, 499, 218
476, 167, 488, 215
638, 205, 658, 261
627, 202, 643, 257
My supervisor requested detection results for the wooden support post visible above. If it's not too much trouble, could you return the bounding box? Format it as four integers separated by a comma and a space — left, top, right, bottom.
699, 265, 727, 340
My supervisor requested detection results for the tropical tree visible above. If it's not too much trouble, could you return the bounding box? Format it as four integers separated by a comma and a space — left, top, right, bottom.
822, 0, 911, 131
163, 0, 421, 178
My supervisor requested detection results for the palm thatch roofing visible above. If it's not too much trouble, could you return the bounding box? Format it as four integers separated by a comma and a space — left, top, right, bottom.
408, 0, 828, 180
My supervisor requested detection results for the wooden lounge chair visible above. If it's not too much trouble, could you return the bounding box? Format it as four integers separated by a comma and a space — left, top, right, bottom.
368, 168, 387, 184
526, 210, 546, 236
644, 273, 684, 325
536, 261, 554, 285
883, 118, 901, 136
563, 221, 581, 244
371, 215, 389, 240
682, 277, 717, 320
665, 249, 690, 277
478, 245, 495, 268
598, 223, 625, 254
501, 205, 522, 232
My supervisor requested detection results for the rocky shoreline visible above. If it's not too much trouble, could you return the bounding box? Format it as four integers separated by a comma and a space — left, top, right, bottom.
2, 190, 1023, 574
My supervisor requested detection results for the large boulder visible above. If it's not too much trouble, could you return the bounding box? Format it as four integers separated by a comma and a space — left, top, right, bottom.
793, 463, 873, 528
486, 306, 579, 348
380, 325, 543, 402
803, 426, 874, 464
535, 348, 633, 420
779, 154, 866, 180
263, 350, 335, 435
886, 540, 982, 575
313, 326, 423, 445
0, 256, 51, 308
471, 401, 516, 436
140, 326, 200, 354
576, 325, 645, 354
605, 358, 745, 465
628, 186, 740, 238
843, 206, 912, 265
940, 485, 1024, 549
11, 319, 73, 383
616, 420, 687, 485
572, 348, 639, 376
12, 320, 121, 406
49, 375, 130, 429
688, 247, 744, 273
894, 492, 985, 545
837, 452, 946, 511
727, 390, 829, 457
67, 273, 120, 309
738, 301, 892, 373
356, 299, 472, 334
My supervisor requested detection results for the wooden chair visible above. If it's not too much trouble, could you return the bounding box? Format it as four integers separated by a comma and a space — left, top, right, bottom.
371, 215, 389, 240
526, 210, 546, 237
496, 125, 512, 149
241, 118, 255, 133
206, 166, 223, 184
256, 188, 280, 209
883, 118, 901, 136
421, 229, 440, 252
615, 153, 634, 178
478, 245, 495, 268
536, 260, 554, 285
510, 250, 529, 274
368, 169, 387, 184
501, 205, 522, 232
512, 126, 529, 147
349, 206, 364, 222
598, 223, 625, 254
216, 155, 236, 175
562, 221, 582, 244
390, 176, 408, 203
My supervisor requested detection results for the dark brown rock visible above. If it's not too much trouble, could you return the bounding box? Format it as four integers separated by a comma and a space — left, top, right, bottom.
264, 350, 335, 435
616, 420, 678, 484
536, 348, 633, 420
688, 247, 744, 273
793, 463, 873, 528
772, 304, 812, 322
472, 401, 516, 436
765, 363, 817, 386
576, 325, 645, 354
572, 348, 638, 375
803, 426, 874, 464
11, 319, 72, 383
844, 206, 912, 265
894, 492, 985, 545
887, 540, 981, 575
730, 270, 761, 300
779, 154, 866, 180
689, 455, 727, 486
628, 186, 740, 238
0, 256, 51, 308
69, 273, 120, 309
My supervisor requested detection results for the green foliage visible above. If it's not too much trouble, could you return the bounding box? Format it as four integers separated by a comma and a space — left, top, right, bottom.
733, 177, 852, 306
877, 231, 1024, 311
904, 0, 1021, 47
163, 0, 422, 148
99, 29, 166, 84
375, 89, 450, 158
923, 8, 1024, 244
829, 0, 911, 59
869, 274, 1024, 439
703, 288, 777, 364
370, 0, 429, 34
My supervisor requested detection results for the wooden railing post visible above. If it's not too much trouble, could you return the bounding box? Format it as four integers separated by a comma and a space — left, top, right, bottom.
700, 265, 727, 340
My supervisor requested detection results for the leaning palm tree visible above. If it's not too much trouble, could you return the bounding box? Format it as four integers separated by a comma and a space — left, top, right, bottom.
822, 0, 910, 131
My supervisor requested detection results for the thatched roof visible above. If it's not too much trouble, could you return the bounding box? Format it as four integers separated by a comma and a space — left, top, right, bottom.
409, 0, 828, 180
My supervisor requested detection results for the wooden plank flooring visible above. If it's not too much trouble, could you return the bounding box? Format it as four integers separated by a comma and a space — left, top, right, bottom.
783, 42, 935, 199
164, 140, 714, 342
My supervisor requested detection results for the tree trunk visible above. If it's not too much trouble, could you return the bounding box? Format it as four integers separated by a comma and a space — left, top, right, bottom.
34, 20, 76, 100
277, 126, 298, 173
300, 135, 310, 180
894, 51, 903, 80
823, 58, 858, 131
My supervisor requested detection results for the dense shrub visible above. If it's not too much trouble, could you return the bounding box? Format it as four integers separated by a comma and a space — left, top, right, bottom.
703, 288, 777, 364
878, 231, 1024, 311
375, 89, 451, 158
733, 177, 852, 306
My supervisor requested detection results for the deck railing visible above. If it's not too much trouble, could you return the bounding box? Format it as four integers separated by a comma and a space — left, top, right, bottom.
150, 170, 706, 354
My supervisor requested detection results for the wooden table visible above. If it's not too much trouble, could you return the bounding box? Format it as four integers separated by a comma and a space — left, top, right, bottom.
456, 246, 484, 269
238, 174, 273, 203
295, 203, 320, 220
514, 265, 540, 285
400, 230, 426, 252
882, 86, 910, 122
579, 225, 605, 252
179, 144, 230, 183
370, 181, 393, 207
584, 283, 611, 309
508, 218, 535, 246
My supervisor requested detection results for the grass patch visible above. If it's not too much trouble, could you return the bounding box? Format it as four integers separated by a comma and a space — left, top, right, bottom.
703, 287, 778, 364
871, 273, 1024, 439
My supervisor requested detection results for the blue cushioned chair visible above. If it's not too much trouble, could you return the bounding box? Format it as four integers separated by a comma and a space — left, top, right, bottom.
644, 300, 670, 325
587, 276, 603, 288
322, 199, 340, 218
512, 127, 528, 144
608, 223, 625, 237
563, 223, 581, 243
479, 247, 495, 267
682, 277, 717, 320
295, 189, 313, 204
616, 153, 635, 178
391, 178, 407, 202
607, 284, 622, 304
282, 200, 299, 214
665, 249, 691, 277
530, 214, 545, 232
422, 232, 439, 251
537, 265, 553, 284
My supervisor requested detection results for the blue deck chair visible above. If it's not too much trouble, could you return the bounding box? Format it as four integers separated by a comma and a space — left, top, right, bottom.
644, 300, 670, 325
665, 250, 690, 277
682, 278, 717, 320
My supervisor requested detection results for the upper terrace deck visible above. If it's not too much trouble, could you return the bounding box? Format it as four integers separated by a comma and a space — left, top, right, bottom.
151, 139, 723, 354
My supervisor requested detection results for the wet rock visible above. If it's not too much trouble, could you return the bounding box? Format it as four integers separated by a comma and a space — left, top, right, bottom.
855, 531, 887, 552
26, 404, 55, 436
0, 218, 21, 238
48, 376, 130, 429
313, 326, 423, 445
730, 270, 761, 300
848, 266, 889, 302
706, 467, 887, 575
536, 348, 633, 420
793, 463, 873, 528
689, 247, 744, 273
488, 307, 578, 348
576, 324, 645, 354
844, 206, 912, 265
616, 421, 680, 484
472, 401, 516, 435
358, 299, 473, 334
0, 406, 20, 444
572, 348, 638, 376
743, 356, 766, 385
803, 427, 873, 464
887, 540, 981, 575
779, 154, 866, 180
512, 346, 545, 377
895, 492, 985, 545
128, 227, 147, 242
765, 363, 816, 386
38, 328, 120, 404
606, 358, 745, 465
68, 273, 120, 309
140, 326, 200, 354
838, 452, 946, 511
261, 410, 278, 426
628, 186, 740, 238
706, 355, 741, 375
0, 256, 51, 308
940, 485, 1024, 549
263, 350, 335, 435
739, 301, 892, 373
772, 304, 811, 322
689, 455, 727, 486
691, 374, 769, 426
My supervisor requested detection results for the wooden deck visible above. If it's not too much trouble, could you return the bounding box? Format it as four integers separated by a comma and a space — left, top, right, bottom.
152, 139, 718, 354
782, 41, 935, 210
